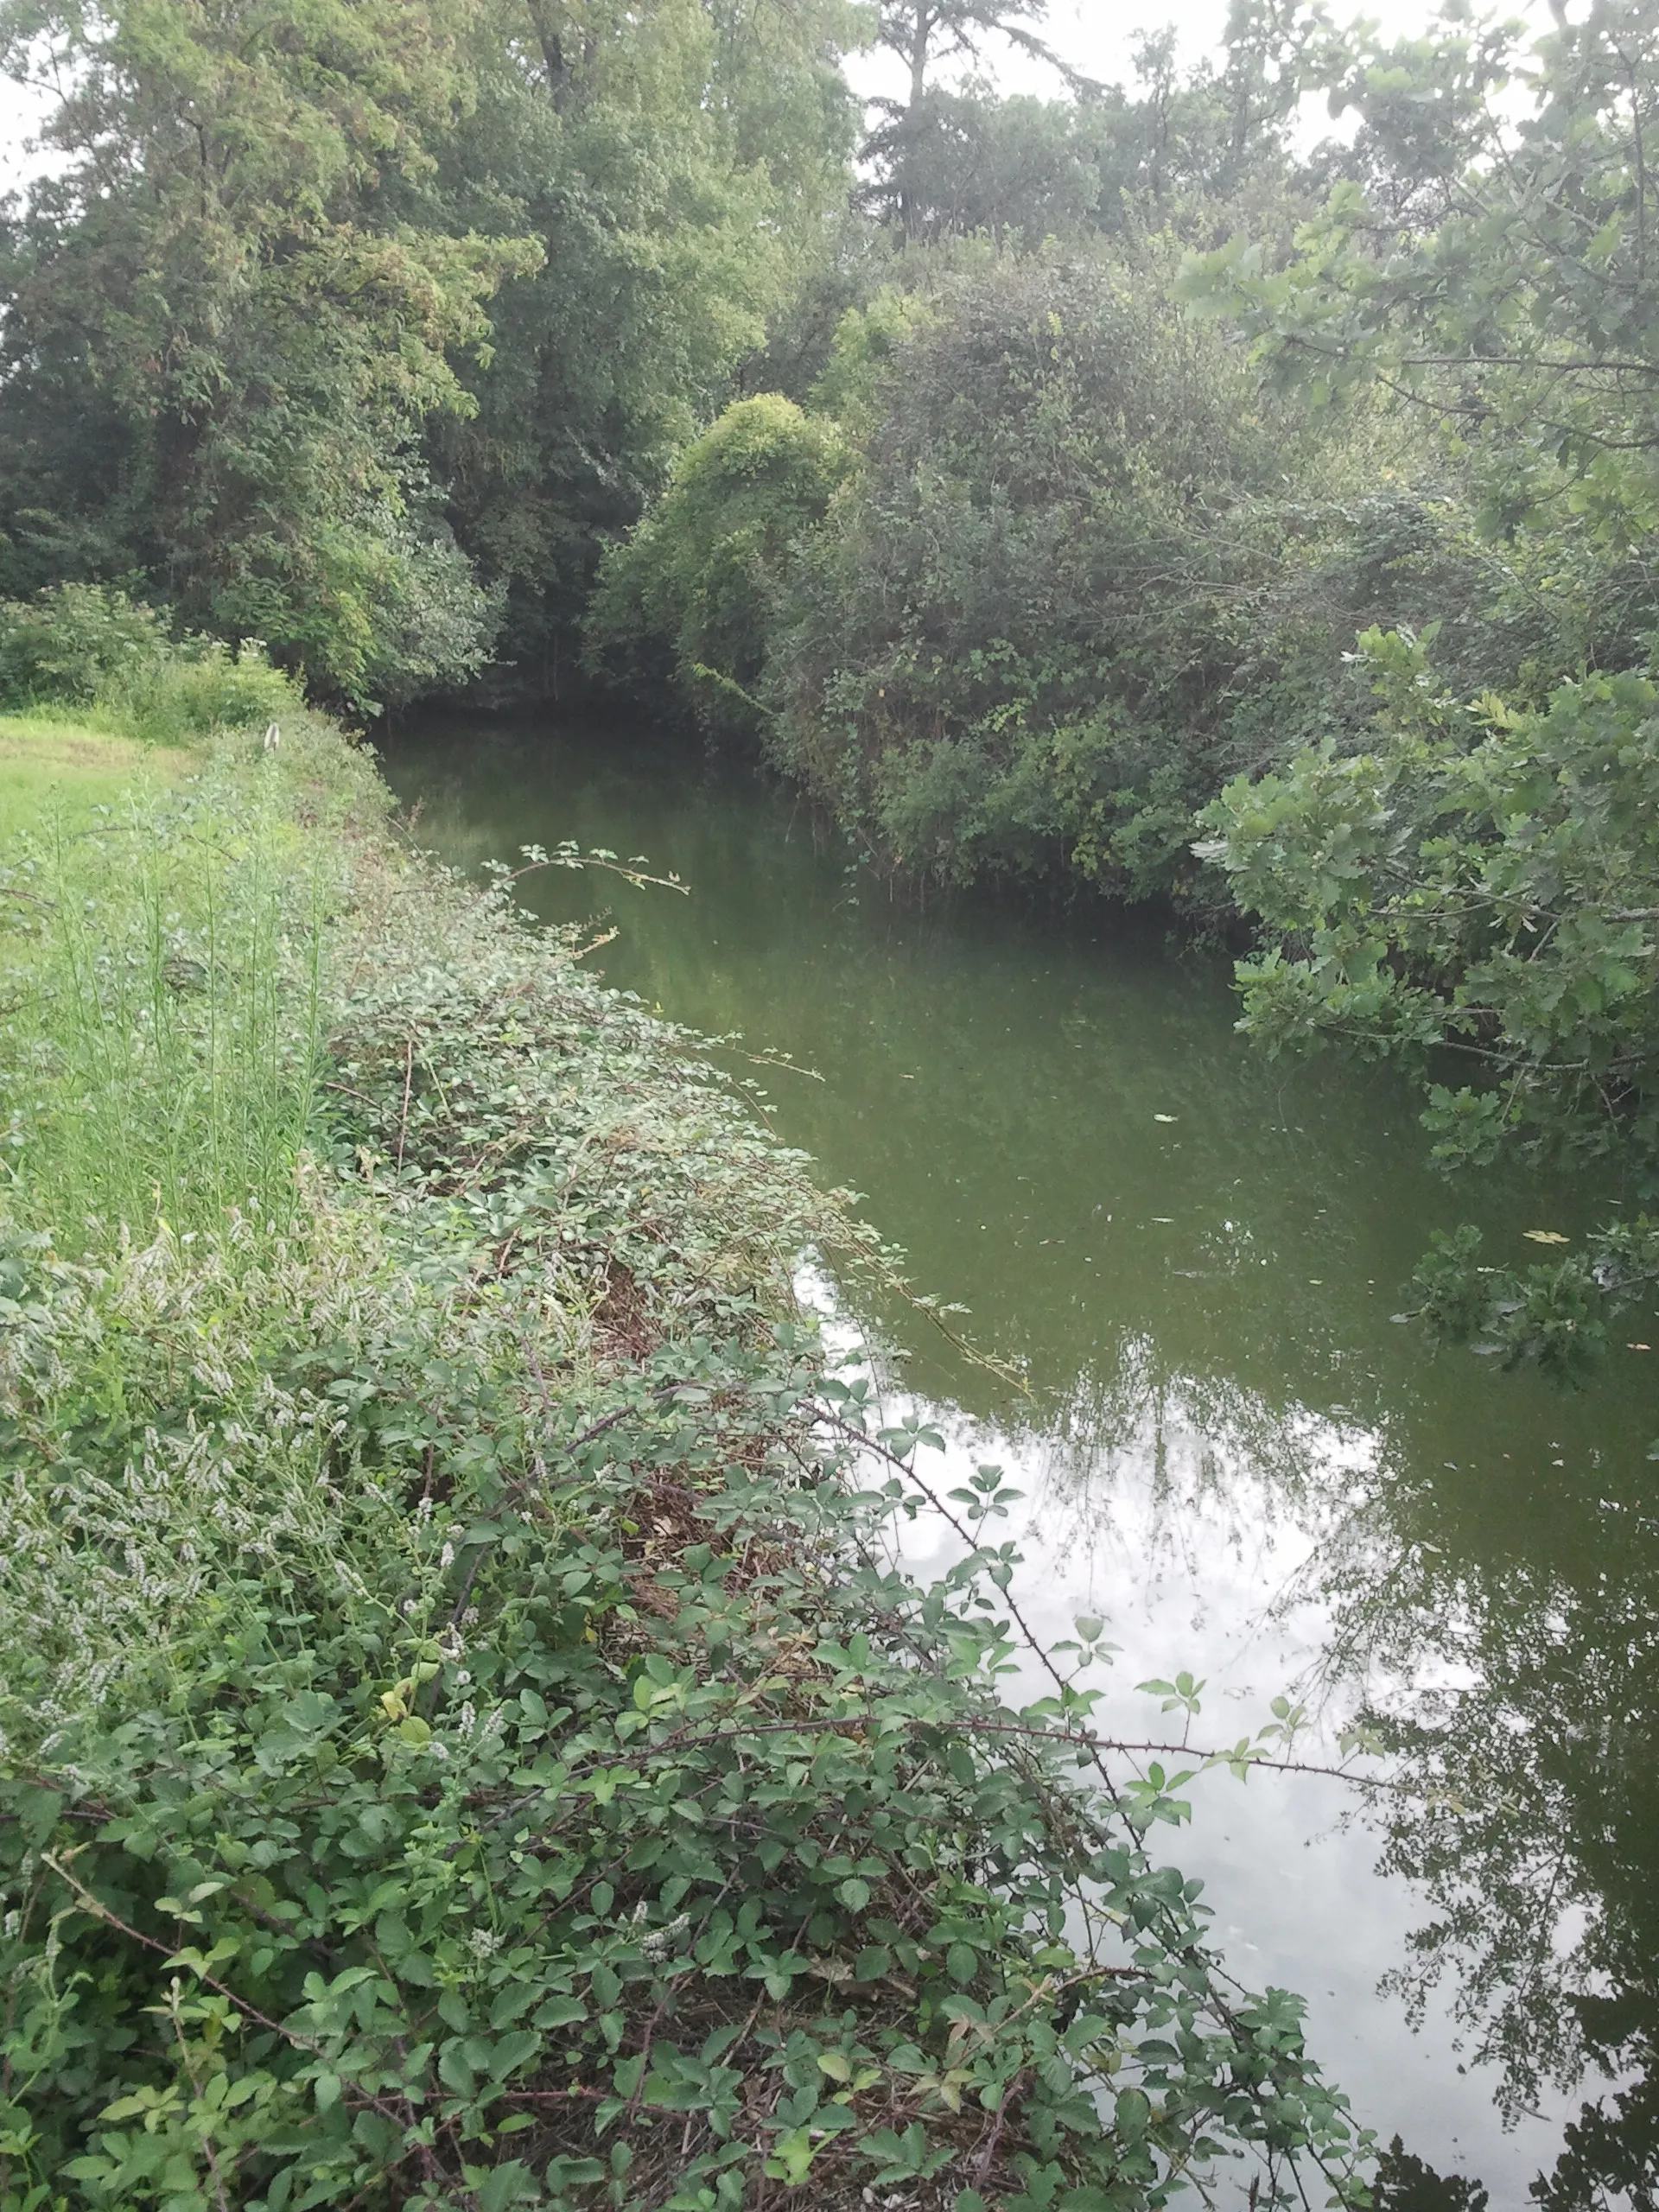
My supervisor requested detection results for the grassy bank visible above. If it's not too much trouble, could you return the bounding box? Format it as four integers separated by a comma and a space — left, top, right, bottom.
0, 715, 191, 842
0, 715, 1367, 2212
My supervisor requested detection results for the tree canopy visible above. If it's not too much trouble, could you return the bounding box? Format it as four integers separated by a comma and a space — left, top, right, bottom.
0, 0, 863, 703
0, 0, 543, 706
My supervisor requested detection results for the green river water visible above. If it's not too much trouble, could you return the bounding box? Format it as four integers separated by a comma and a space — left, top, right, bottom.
385, 715, 1659, 2210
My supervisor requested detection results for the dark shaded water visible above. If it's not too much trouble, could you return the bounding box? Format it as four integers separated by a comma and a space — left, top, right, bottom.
385, 716, 1659, 2209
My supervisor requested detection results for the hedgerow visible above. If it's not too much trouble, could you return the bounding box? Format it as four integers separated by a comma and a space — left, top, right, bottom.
0, 724, 1369, 2210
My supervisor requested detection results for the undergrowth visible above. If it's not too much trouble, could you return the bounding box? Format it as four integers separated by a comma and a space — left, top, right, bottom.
0, 721, 1370, 2209
0, 584, 300, 748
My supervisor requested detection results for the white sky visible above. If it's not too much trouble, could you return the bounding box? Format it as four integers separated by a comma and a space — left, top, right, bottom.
0, 67, 54, 194
844, 0, 1240, 100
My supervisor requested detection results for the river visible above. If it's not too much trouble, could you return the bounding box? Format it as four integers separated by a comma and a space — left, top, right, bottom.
384, 714, 1659, 2210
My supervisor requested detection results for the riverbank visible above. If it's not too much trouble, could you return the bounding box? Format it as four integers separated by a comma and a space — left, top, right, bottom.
0, 711, 192, 838
0, 715, 1364, 2210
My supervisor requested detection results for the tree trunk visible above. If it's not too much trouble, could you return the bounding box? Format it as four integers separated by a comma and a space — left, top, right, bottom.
899, 2, 935, 240
525, 0, 573, 111
908, 6, 930, 108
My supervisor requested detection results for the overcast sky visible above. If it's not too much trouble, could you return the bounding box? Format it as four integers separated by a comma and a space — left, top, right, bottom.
0, 68, 50, 194
845, 0, 1249, 100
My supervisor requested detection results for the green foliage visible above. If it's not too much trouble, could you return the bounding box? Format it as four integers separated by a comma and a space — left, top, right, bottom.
0, 0, 871, 705
1197, 623, 1659, 1390
1158, 3, 1659, 1385
0, 585, 302, 743
809, 284, 941, 427
422, 0, 867, 693
1199, 645, 1659, 1175
588, 397, 848, 736
0, 0, 537, 709
111, 645, 303, 750
586, 3, 1659, 919
863, 0, 1059, 238
756, 251, 1389, 897
0, 726, 1370, 2209
869, 89, 1108, 247
0, 582, 164, 707
1188, 1, 1659, 544
863, 10, 1316, 249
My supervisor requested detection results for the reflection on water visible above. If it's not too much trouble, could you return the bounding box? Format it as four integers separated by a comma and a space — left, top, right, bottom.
384, 715, 1659, 2207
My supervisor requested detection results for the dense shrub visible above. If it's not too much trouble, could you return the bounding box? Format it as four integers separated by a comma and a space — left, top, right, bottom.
0, 582, 167, 707
588, 396, 848, 739
1199, 633, 1659, 1180
601, 248, 1659, 910
594, 255, 1475, 902
766, 250, 1330, 894
1196, 633, 1659, 1376
0, 582, 302, 741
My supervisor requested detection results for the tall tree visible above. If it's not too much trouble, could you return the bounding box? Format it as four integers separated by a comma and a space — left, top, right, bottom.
856, 87, 1103, 246
415, 0, 864, 696
0, 0, 539, 707
864, 0, 1056, 237
875, 0, 1052, 112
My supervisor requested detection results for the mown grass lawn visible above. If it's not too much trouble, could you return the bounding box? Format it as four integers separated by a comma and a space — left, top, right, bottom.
0, 712, 189, 840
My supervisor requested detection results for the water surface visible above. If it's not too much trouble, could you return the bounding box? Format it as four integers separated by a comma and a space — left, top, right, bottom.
385, 716, 1659, 2209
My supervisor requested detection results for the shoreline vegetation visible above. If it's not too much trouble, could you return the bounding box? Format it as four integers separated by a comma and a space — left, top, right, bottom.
0, 695, 1372, 2209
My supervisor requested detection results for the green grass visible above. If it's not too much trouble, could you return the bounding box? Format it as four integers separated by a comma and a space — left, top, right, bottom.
0, 719, 330, 1249
0, 710, 190, 841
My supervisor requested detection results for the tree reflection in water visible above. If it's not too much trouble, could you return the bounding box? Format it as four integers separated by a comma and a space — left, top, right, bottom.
1336, 1504, 1659, 2207
984, 1339, 1659, 2209
1374, 2139, 1491, 2210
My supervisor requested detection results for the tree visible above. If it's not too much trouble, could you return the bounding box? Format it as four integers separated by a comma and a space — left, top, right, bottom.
857, 87, 1103, 246
863, 0, 1057, 238
1214, 0, 1313, 188
1198, 640, 1659, 1177
0, 0, 540, 708
586, 392, 848, 735
418, 0, 865, 696
859, 7, 1318, 252
1183, 3, 1659, 1382
876, 0, 1054, 115
0, 0, 867, 705
745, 255, 1386, 896
1191, 0, 1659, 541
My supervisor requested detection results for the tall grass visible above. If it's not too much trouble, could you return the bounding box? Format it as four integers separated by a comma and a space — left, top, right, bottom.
2, 781, 327, 1249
